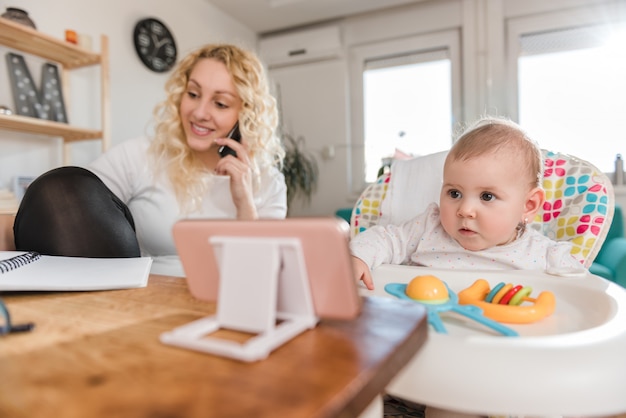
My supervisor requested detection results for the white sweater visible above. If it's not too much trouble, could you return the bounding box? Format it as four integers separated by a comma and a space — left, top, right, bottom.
89, 136, 287, 276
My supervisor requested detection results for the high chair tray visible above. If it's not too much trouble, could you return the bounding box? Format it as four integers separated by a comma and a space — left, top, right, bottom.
362, 265, 626, 416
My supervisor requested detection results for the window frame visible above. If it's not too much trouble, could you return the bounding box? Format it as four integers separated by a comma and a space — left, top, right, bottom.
348, 29, 462, 193
505, 2, 626, 121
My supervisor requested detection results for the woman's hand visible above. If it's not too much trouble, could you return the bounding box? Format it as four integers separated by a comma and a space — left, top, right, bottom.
214, 137, 258, 220
351, 256, 374, 290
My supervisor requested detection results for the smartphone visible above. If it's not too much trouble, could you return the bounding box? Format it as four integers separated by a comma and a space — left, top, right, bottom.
218, 122, 241, 158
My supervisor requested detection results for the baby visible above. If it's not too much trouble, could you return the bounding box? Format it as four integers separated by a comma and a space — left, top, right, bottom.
350, 116, 585, 290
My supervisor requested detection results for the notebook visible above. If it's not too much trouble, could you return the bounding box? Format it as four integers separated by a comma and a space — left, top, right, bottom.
0, 251, 152, 291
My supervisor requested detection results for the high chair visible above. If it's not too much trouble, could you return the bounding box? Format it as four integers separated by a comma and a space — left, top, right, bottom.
351, 150, 626, 417
351, 149, 615, 267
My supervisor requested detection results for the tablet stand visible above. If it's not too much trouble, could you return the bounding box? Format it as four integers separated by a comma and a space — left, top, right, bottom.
160, 236, 318, 362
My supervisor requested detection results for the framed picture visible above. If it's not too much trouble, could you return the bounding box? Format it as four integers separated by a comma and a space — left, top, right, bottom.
12, 176, 35, 202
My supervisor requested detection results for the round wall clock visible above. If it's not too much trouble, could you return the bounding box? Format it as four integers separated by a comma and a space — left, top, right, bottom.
133, 17, 178, 73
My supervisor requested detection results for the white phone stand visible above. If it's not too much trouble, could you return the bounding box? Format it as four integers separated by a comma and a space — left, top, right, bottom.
160, 236, 318, 362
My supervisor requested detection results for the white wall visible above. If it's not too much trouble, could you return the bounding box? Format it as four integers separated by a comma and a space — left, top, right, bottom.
0, 0, 256, 191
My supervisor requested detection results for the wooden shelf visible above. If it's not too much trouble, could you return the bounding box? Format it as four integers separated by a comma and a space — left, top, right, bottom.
0, 113, 102, 142
0, 18, 100, 69
0, 18, 110, 163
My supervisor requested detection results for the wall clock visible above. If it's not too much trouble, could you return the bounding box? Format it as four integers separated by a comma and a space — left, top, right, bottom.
133, 17, 177, 73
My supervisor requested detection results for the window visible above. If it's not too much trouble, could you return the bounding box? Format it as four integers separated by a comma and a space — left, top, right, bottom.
363, 50, 452, 182
349, 30, 461, 191
508, 11, 626, 174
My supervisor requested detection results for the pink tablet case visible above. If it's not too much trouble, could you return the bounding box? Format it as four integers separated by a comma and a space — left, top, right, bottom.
172, 217, 361, 320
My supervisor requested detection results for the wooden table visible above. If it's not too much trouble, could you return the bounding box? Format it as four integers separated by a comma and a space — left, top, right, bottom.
0, 275, 427, 418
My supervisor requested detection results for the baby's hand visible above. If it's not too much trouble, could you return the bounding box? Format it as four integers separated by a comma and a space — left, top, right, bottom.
351, 256, 374, 290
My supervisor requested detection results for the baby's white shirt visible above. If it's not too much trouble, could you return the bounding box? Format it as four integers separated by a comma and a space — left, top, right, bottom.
350, 202, 585, 275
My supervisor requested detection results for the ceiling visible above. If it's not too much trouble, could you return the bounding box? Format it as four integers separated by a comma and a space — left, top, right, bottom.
207, 0, 428, 34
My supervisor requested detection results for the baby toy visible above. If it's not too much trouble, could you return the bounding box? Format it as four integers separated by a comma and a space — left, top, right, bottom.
457, 279, 556, 324
385, 275, 518, 336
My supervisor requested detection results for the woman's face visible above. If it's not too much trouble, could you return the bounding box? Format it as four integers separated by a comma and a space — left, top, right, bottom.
179, 58, 242, 155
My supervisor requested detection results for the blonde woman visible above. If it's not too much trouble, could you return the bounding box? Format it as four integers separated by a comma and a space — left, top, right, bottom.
14, 44, 287, 276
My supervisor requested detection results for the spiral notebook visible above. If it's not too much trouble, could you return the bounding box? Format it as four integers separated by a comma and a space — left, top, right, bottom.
0, 251, 152, 291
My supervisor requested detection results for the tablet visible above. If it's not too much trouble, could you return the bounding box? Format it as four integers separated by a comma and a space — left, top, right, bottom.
172, 217, 361, 320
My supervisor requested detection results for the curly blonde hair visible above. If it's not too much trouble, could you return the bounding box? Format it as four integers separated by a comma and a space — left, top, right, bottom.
149, 43, 284, 211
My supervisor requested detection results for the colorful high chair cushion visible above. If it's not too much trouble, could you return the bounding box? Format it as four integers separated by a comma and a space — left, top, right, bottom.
350, 150, 447, 237
350, 149, 615, 267
531, 150, 614, 266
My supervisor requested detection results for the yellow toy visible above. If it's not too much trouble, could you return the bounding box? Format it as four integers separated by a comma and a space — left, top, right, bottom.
458, 279, 556, 324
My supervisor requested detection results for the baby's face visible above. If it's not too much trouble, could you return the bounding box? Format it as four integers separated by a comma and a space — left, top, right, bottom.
439, 153, 531, 251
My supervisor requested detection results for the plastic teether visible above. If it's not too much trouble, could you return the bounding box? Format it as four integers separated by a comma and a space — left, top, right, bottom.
458, 279, 555, 324
385, 275, 518, 336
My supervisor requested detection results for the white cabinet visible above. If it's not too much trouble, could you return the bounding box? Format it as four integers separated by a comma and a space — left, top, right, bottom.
261, 24, 354, 217
269, 59, 349, 217
259, 25, 342, 68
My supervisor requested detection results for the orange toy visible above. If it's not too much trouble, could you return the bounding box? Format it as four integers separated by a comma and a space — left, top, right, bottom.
458, 279, 556, 324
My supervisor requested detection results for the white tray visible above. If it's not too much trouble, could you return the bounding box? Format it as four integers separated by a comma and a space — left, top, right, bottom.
362, 265, 626, 416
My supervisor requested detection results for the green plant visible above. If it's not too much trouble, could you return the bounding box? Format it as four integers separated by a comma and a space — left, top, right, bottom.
281, 133, 318, 206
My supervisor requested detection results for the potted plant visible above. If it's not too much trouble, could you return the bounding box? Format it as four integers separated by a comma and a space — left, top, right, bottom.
281, 133, 319, 207
274, 85, 319, 209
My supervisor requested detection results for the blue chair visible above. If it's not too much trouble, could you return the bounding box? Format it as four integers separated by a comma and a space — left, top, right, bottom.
334, 208, 352, 224
589, 205, 626, 287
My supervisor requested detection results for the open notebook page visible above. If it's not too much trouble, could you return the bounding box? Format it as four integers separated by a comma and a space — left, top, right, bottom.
0, 251, 152, 291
